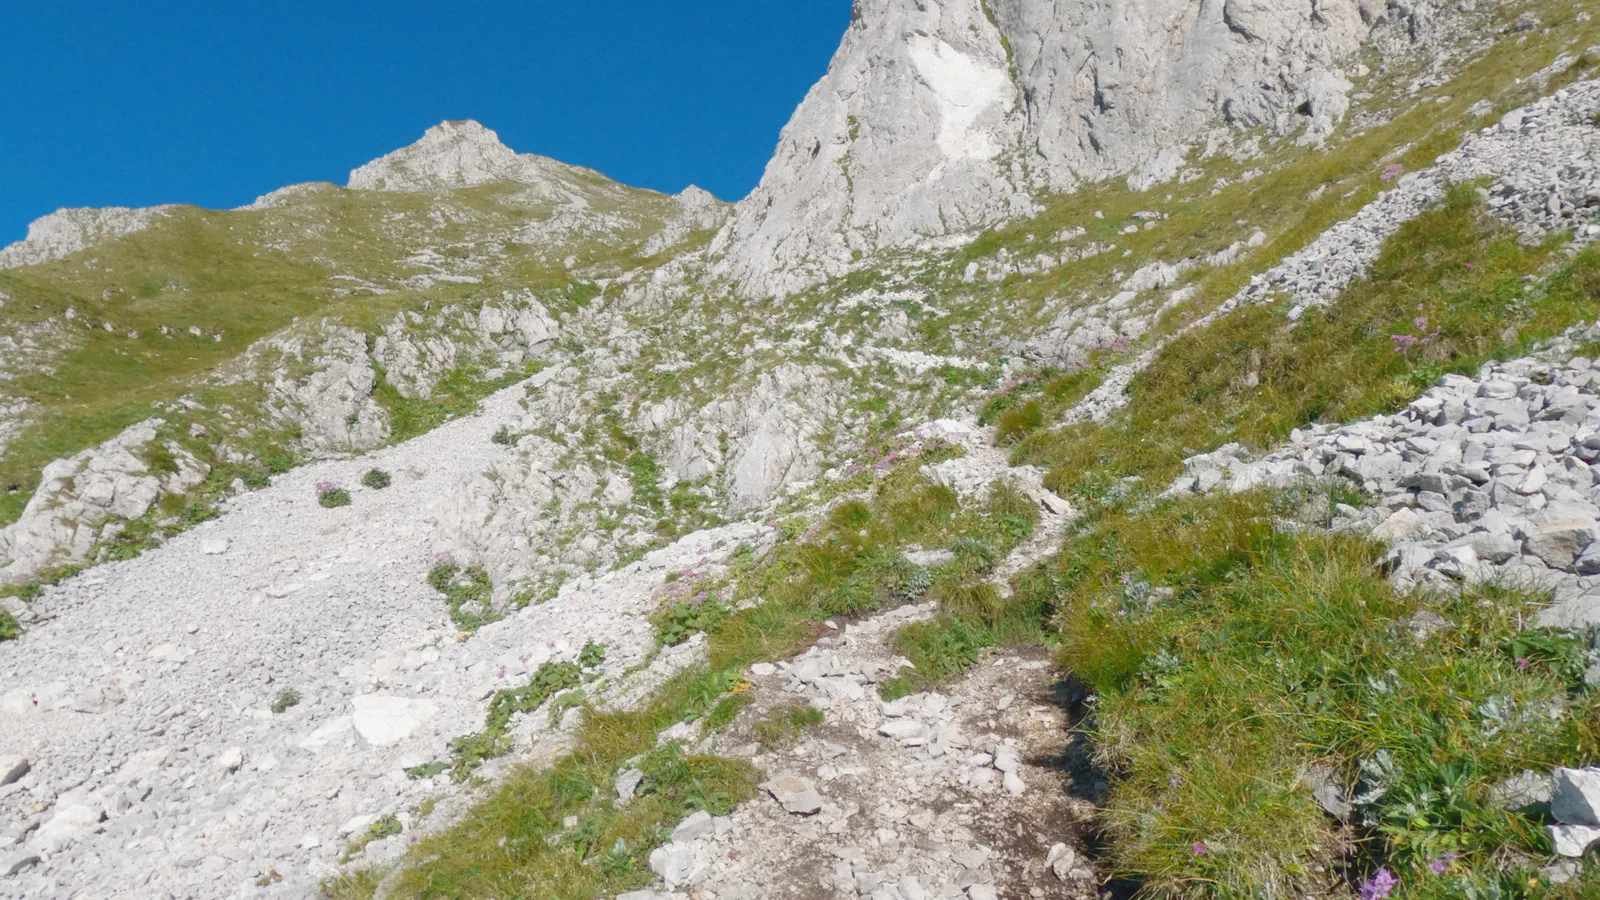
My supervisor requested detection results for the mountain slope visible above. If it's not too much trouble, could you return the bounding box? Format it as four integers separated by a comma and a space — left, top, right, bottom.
3, 1, 1600, 898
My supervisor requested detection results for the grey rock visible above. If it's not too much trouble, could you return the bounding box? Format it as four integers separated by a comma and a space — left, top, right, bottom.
1491, 770, 1555, 816
761, 774, 824, 815
967, 886, 999, 900
0, 756, 28, 787
616, 768, 645, 802
1550, 824, 1600, 858
1552, 768, 1600, 827
671, 810, 715, 843
1, 851, 41, 877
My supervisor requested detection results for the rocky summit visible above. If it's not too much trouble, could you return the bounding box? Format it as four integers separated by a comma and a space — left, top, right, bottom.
4, 1, 1600, 898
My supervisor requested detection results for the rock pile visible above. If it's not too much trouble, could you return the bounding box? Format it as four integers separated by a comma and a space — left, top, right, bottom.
1173, 319, 1600, 630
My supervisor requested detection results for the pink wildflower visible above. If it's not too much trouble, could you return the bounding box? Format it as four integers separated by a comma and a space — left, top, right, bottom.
1359, 868, 1398, 900
1381, 164, 1404, 182
1192, 842, 1206, 856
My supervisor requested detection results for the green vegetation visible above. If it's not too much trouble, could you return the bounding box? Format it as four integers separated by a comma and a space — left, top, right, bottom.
342, 814, 403, 861
271, 690, 302, 714
426, 563, 500, 633
395, 737, 755, 899
652, 591, 729, 647
0, 609, 19, 641
752, 703, 825, 751
1018, 487, 1600, 898
1024, 188, 1600, 497
443, 643, 607, 779
317, 487, 352, 508
360, 468, 391, 489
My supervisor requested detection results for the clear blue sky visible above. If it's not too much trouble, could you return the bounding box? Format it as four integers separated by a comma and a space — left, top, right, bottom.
1, 2, 851, 243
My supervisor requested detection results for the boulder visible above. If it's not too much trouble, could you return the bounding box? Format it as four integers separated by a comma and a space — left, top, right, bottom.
351, 695, 438, 747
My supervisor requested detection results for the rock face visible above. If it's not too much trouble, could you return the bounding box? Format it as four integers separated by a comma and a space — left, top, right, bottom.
713, 0, 1431, 297
348, 119, 606, 196
0, 420, 208, 582
0, 205, 175, 270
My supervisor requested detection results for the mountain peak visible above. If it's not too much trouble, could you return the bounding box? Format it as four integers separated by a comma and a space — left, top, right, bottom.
348, 119, 558, 193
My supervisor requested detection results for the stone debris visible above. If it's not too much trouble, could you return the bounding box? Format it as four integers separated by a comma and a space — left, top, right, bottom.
1175, 317, 1600, 631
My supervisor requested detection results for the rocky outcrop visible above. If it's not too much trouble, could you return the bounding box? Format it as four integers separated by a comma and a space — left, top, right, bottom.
348, 120, 605, 197
0, 206, 175, 270
713, 0, 1438, 297
265, 326, 392, 452
372, 291, 560, 399
0, 421, 208, 582
641, 186, 730, 256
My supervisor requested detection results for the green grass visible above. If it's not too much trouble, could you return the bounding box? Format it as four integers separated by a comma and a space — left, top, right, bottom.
751, 703, 825, 751
440, 643, 606, 780
1025, 187, 1600, 497
360, 468, 391, 489
1022, 488, 1600, 898
390, 683, 758, 899
271, 690, 302, 714
341, 814, 403, 861
0, 609, 19, 641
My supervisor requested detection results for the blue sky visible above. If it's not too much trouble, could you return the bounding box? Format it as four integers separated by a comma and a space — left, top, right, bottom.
0, 2, 851, 243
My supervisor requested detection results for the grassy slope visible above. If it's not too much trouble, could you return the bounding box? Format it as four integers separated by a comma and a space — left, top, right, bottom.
0, 179, 678, 527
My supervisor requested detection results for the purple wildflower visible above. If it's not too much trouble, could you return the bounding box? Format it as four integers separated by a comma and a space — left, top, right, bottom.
1359, 868, 1398, 900
1465, 263, 1475, 270
1169, 775, 1183, 787
1192, 842, 1206, 857
1427, 853, 1460, 875
1381, 164, 1404, 182
1516, 657, 1530, 669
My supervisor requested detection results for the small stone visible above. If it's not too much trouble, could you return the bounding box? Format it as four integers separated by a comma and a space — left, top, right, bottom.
1490, 771, 1553, 815
1046, 843, 1078, 880
879, 720, 925, 741
1549, 824, 1600, 857
35, 805, 104, 853
671, 810, 714, 843
955, 847, 990, 869
993, 745, 1021, 774
1552, 768, 1600, 826
0, 756, 29, 787
1, 852, 41, 877
1003, 771, 1026, 796
648, 845, 696, 888
967, 886, 999, 900
762, 774, 824, 815
200, 539, 229, 555
898, 877, 929, 900
213, 747, 244, 774
615, 768, 645, 802
749, 663, 777, 677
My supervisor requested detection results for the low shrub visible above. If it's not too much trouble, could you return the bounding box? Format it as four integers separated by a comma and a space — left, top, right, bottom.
360, 469, 391, 490
317, 481, 351, 508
